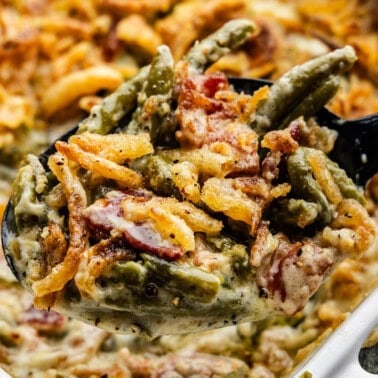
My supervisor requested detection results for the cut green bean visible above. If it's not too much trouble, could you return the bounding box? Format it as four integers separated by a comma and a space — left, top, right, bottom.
251, 46, 357, 134
304, 147, 365, 205
105, 261, 148, 287
78, 65, 150, 135
142, 253, 221, 303
325, 154, 366, 205
287, 147, 333, 224
271, 198, 320, 228
184, 19, 256, 74
144, 45, 174, 97
131, 154, 180, 198
13, 165, 47, 230
126, 45, 175, 142
279, 75, 340, 129
287, 147, 365, 225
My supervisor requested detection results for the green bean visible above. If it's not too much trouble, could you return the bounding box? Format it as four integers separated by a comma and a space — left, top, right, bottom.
303, 147, 365, 205
78, 65, 150, 135
287, 147, 333, 224
325, 154, 366, 205
271, 198, 320, 228
126, 45, 175, 142
144, 45, 174, 97
251, 46, 357, 134
131, 154, 180, 198
184, 19, 256, 74
279, 75, 340, 130
13, 165, 47, 230
142, 253, 221, 303
286, 147, 366, 226
142, 45, 176, 145
97, 269, 258, 338
105, 261, 148, 287
206, 235, 249, 276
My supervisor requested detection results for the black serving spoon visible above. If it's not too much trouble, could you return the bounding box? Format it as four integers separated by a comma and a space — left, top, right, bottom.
2, 77, 378, 281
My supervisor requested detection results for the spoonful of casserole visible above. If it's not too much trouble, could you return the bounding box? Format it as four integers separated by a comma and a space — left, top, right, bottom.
2, 19, 376, 338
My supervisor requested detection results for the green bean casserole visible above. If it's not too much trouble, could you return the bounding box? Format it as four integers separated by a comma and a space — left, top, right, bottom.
4, 20, 375, 341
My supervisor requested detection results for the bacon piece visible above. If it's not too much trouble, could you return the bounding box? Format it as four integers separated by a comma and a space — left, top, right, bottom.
256, 234, 335, 315
84, 191, 184, 261
287, 119, 302, 142
123, 222, 184, 261
262, 129, 299, 154
19, 306, 66, 333
261, 150, 282, 181
176, 72, 259, 175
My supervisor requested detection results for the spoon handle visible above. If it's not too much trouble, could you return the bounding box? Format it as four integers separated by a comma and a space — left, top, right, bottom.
328, 113, 378, 186
292, 287, 378, 377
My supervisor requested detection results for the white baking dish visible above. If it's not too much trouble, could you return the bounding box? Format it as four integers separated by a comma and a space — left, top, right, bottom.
292, 287, 378, 377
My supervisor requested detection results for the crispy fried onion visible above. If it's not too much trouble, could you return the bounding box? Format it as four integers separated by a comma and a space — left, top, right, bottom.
75, 237, 136, 299
41, 66, 123, 117
32, 153, 88, 299
55, 132, 153, 188
121, 194, 223, 252
100, 0, 176, 15
84, 190, 222, 260
116, 15, 162, 56
233, 176, 291, 206
39, 223, 68, 275
306, 150, 343, 205
261, 129, 299, 154
322, 199, 376, 257
201, 177, 262, 235
68, 132, 154, 163
155, 0, 247, 60
160, 145, 234, 178
171, 161, 201, 203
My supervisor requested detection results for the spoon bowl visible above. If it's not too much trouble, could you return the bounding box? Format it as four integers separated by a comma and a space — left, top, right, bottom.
1, 68, 376, 337
5, 77, 377, 282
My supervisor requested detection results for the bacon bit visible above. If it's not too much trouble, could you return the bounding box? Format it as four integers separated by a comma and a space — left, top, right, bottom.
19, 306, 66, 332
123, 222, 184, 261
263, 236, 303, 299
176, 71, 259, 175
200, 72, 229, 98
250, 221, 278, 267
261, 151, 282, 181
84, 191, 185, 261
287, 120, 302, 142
262, 129, 299, 154
256, 234, 335, 315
